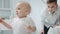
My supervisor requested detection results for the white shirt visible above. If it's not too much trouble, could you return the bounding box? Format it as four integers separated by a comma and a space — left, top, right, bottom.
11, 16, 36, 34
40, 6, 60, 34
40, 6, 60, 28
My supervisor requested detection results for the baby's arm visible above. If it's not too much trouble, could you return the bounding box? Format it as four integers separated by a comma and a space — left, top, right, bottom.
25, 18, 36, 32
1, 21, 12, 29
0, 18, 12, 29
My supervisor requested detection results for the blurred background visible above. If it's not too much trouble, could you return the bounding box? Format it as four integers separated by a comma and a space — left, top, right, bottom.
0, 0, 60, 34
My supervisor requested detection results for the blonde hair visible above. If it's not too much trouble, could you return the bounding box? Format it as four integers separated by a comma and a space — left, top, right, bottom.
16, 1, 31, 10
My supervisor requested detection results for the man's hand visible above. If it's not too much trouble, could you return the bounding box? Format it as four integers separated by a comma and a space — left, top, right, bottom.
54, 26, 60, 28
40, 29, 44, 34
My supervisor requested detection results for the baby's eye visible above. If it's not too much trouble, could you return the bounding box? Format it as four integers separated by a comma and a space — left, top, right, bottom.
18, 8, 21, 10
52, 6, 54, 8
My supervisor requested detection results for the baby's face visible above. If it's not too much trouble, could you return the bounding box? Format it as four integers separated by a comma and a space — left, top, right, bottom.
16, 3, 30, 18
47, 2, 57, 13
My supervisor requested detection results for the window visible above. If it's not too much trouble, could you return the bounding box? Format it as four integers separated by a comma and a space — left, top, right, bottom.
0, 0, 11, 19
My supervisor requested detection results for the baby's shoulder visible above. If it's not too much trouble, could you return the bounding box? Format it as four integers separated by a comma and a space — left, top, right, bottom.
27, 17, 34, 23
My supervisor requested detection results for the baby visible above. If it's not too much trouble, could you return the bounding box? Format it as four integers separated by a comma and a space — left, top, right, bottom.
0, 1, 36, 34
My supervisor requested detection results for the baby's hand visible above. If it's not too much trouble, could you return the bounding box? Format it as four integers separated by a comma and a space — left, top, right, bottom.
0, 18, 4, 23
25, 24, 36, 32
27, 25, 32, 32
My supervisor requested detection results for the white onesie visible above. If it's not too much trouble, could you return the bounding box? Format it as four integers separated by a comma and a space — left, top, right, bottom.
11, 16, 36, 34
